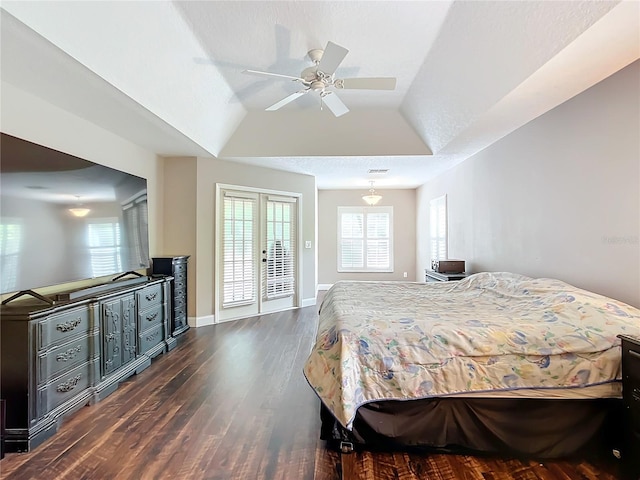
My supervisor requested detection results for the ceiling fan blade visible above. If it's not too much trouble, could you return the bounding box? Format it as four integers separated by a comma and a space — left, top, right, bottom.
317, 41, 349, 76
266, 90, 308, 111
339, 77, 397, 90
242, 69, 304, 82
321, 92, 349, 117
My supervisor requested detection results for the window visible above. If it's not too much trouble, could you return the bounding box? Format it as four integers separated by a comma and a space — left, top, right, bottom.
222, 192, 257, 307
87, 218, 123, 277
122, 191, 148, 269
0, 219, 22, 292
430, 195, 447, 263
338, 206, 393, 272
264, 197, 296, 299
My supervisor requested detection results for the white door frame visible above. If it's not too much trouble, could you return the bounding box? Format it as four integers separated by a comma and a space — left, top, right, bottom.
214, 183, 302, 323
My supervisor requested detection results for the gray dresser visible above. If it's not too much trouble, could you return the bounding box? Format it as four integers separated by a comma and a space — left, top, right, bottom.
0, 276, 173, 452
152, 255, 190, 337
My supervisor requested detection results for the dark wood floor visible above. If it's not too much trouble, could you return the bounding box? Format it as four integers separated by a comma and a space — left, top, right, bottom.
0, 303, 622, 479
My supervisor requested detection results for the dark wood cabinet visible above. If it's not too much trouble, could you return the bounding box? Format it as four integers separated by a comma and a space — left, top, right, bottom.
152, 255, 189, 337
620, 334, 640, 480
0, 276, 172, 452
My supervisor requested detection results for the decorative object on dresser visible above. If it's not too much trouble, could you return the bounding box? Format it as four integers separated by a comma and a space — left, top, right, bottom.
0, 275, 173, 453
151, 256, 190, 337
425, 269, 468, 282
619, 335, 640, 480
431, 259, 465, 274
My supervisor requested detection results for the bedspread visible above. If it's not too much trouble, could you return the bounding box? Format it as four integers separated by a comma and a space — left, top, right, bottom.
303, 272, 640, 429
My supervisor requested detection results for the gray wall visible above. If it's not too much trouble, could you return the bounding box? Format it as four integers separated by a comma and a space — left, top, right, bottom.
417, 60, 640, 307
318, 189, 416, 285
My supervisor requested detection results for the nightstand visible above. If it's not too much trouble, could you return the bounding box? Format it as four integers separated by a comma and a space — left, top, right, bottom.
619, 334, 640, 480
425, 270, 468, 282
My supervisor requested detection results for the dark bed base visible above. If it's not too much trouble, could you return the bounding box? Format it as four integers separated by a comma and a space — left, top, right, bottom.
320, 397, 623, 459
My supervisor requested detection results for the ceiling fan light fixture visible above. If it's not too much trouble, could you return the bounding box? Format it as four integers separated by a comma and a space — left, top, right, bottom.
242, 40, 396, 117
69, 207, 91, 217
362, 182, 382, 206
69, 195, 90, 217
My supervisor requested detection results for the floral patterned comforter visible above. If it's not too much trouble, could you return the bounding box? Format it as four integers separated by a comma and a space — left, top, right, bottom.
303, 272, 640, 429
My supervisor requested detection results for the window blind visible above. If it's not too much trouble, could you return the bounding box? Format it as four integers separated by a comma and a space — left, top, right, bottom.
338, 206, 393, 272
87, 219, 123, 277
0, 220, 21, 292
122, 191, 149, 269
262, 197, 297, 300
430, 195, 447, 262
222, 192, 257, 307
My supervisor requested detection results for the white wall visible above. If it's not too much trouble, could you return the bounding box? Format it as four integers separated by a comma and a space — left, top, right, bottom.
417, 60, 640, 307
318, 189, 416, 285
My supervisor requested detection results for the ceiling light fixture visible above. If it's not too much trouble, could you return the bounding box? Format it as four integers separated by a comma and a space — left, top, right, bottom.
362, 181, 382, 206
69, 196, 90, 217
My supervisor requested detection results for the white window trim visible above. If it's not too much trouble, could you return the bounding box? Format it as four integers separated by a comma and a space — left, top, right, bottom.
337, 205, 394, 273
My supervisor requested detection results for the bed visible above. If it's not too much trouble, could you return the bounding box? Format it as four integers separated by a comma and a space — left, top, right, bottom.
303, 272, 640, 458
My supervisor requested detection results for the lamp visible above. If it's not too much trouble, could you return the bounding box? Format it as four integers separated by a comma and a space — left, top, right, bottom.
69, 196, 90, 217
362, 181, 382, 206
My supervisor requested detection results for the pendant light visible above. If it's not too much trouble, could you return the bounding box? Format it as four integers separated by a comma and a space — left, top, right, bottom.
69, 196, 90, 217
362, 181, 382, 206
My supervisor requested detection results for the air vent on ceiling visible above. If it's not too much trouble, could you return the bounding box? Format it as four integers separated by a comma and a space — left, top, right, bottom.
368, 169, 389, 174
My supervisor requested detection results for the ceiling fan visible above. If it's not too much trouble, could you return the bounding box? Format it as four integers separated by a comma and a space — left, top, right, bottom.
242, 41, 396, 117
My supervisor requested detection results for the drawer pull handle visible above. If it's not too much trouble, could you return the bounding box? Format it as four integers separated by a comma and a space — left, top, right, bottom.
56, 346, 82, 362
629, 350, 640, 360
633, 388, 640, 402
56, 374, 81, 393
146, 312, 159, 322
56, 317, 82, 332
145, 331, 160, 342
145, 292, 158, 301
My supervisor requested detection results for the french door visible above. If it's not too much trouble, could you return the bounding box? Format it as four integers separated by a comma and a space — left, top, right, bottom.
216, 186, 299, 323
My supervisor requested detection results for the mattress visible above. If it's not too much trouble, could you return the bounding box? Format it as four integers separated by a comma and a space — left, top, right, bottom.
304, 272, 640, 429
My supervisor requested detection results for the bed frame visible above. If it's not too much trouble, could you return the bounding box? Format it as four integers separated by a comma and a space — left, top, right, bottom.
320, 396, 623, 459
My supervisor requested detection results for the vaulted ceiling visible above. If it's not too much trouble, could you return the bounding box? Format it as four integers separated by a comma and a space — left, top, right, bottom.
1, 1, 638, 189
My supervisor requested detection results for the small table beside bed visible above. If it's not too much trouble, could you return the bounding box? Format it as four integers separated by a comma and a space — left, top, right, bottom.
304, 272, 640, 458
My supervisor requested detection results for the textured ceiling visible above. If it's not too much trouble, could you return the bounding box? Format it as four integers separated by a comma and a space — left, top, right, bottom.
1, 1, 638, 189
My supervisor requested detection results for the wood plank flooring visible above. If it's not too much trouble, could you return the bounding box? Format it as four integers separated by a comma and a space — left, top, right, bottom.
0, 303, 622, 479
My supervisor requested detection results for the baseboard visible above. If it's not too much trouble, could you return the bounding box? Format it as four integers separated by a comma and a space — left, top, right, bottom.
301, 297, 316, 308
190, 315, 215, 328
318, 284, 333, 291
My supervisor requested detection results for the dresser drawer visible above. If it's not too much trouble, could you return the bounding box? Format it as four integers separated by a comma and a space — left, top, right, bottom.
174, 276, 187, 295
37, 333, 96, 385
137, 284, 162, 311
138, 304, 164, 330
623, 346, 640, 376
624, 379, 640, 431
173, 293, 185, 309
623, 426, 640, 479
139, 324, 164, 354
39, 306, 91, 349
172, 260, 187, 275
38, 359, 95, 415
